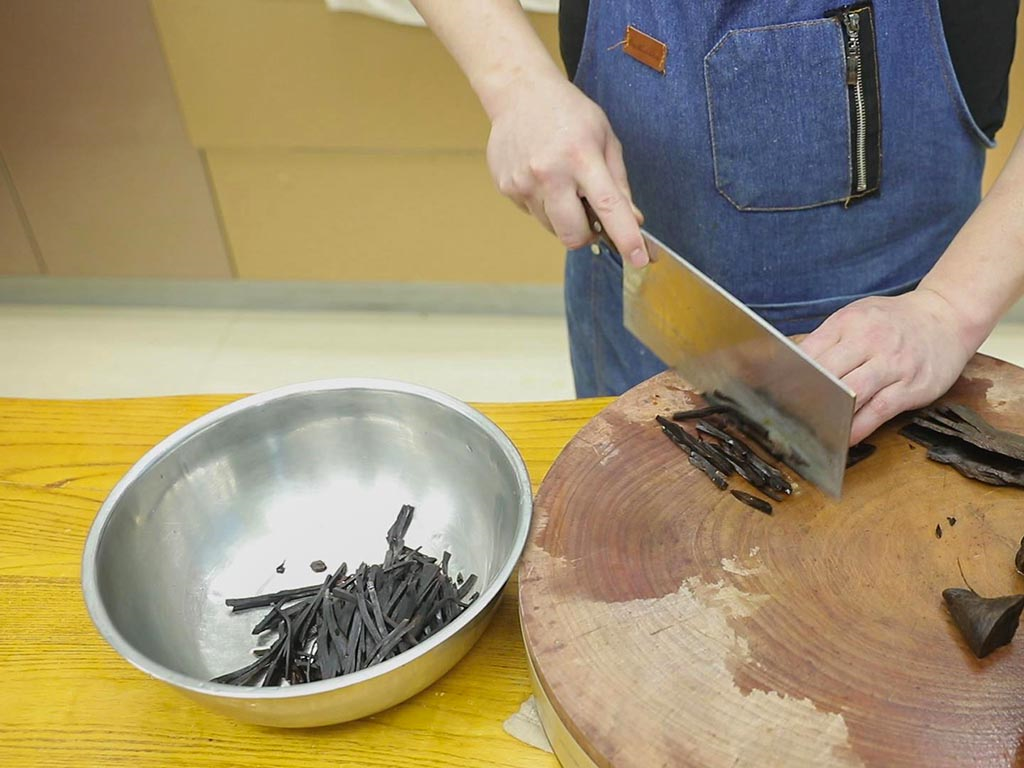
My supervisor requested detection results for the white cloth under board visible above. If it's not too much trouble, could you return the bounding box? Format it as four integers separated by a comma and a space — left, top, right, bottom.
325, 0, 557, 27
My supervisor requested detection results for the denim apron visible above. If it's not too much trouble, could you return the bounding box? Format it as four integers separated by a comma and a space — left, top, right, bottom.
565, 1, 990, 397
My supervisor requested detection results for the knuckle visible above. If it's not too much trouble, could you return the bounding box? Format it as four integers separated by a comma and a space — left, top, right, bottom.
512, 172, 536, 196
496, 178, 517, 198
527, 158, 558, 185
564, 142, 594, 170
867, 392, 894, 420
591, 192, 623, 212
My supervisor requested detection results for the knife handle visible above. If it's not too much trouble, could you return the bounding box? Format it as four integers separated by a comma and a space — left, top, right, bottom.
581, 198, 619, 256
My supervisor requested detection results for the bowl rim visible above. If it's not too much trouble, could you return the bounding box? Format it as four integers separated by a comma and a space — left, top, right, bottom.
81, 377, 533, 700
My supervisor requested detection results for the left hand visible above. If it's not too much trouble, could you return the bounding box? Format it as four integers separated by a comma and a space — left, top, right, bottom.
799, 288, 976, 445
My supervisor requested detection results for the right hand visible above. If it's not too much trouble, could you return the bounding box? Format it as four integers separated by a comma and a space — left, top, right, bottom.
485, 73, 648, 266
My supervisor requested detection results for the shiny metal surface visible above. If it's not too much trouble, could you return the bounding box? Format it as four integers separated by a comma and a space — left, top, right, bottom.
624, 230, 855, 498
82, 379, 532, 727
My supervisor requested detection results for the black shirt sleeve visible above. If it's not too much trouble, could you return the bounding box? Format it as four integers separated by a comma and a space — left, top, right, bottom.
558, 0, 590, 83
939, 0, 1018, 141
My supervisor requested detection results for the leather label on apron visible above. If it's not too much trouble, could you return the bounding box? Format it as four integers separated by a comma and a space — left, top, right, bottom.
623, 25, 667, 74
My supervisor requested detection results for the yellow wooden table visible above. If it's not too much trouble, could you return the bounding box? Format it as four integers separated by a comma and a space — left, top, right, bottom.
0, 394, 609, 768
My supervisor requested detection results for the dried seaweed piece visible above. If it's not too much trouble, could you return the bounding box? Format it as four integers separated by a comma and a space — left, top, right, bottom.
656, 416, 732, 475
697, 442, 736, 477
693, 437, 736, 476
906, 404, 1024, 470
942, 588, 1024, 658
935, 524, 943, 539
716, 438, 765, 487
751, 459, 792, 496
689, 451, 729, 490
901, 423, 1024, 488
671, 405, 730, 421
318, 600, 342, 679
695, 420, 746, 455
730, 490, 772, 516
920, 405, 1024, 462
368, 618, 414, 665
310, 559, 327, 573
708, 392, 788, 463
928, 444, 1024, 487
226, 585, 321, 612
211, 631, 286, 686
366, 576, 389, 641
384, 504, 415, 568
715, 438, 793, 497
708, 424, 792, 495
661, 409, 795, 500
354, 571, 383, 645
716, 442, 768, 489
456, 573, 477, 601
214, 504, 478, 687
254, 599, 308, 636
845, 443, 876, 469
1016, 536, 1024, 576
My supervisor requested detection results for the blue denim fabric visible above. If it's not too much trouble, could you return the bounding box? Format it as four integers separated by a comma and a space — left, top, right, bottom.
566, 242, 667, 397
564, 1, 988, 397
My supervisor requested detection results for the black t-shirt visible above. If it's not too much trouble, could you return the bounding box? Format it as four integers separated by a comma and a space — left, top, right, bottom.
558, 1, 1018, 141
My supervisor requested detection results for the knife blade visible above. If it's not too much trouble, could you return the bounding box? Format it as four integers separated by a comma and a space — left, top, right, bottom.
621, 229, 855, 497
580, 197, 854, 497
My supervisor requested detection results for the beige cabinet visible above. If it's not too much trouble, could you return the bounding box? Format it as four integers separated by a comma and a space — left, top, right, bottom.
0, 160, 38, 275
0, 0, 230, 278
206, 149, 563, 283
0, 1, 1020, 284
151, 0, 564, 284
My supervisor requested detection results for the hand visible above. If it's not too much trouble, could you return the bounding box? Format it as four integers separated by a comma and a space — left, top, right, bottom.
799, 288, 976, 445
485, 73, 647, 265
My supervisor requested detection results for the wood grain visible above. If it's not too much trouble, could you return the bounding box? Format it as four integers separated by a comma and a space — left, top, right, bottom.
0, 393, 608, 767
521, 356, 1024, 768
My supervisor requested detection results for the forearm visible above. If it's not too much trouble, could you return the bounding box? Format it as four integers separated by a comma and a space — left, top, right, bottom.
409, 0, 564, 119
920, 131, 1024, 351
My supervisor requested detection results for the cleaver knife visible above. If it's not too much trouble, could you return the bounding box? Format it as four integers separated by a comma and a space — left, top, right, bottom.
591, 215, 855, 498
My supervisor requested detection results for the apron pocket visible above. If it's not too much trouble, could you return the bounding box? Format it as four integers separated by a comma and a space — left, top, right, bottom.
705, 17, 863, 211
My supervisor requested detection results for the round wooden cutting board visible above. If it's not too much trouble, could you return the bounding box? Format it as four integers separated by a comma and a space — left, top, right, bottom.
520, 355, 1024, 768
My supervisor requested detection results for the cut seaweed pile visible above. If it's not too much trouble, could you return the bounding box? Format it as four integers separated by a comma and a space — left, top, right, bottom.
656, 401, 875, 515
902, 404, 1024, 487
656, 408, 792, 515
212, 504, 479, 686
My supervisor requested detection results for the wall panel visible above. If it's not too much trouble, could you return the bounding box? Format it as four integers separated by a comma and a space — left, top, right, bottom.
0, 0, 231, 278
207, 149, 564, 283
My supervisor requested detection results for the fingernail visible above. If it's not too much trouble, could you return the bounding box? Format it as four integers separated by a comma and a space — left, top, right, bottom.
630, 247, 648, 267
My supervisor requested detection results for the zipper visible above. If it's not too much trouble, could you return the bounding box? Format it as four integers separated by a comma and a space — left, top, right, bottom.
841, 9, 868, 194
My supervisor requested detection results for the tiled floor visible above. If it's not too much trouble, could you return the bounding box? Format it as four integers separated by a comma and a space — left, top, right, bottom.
0, 303, 1020, 401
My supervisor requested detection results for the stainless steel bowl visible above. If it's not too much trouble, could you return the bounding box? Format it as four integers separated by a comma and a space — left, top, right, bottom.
82, 379, 532, 727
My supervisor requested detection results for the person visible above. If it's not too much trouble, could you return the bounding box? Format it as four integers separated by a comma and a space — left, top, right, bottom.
410, 0, 1024, 445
